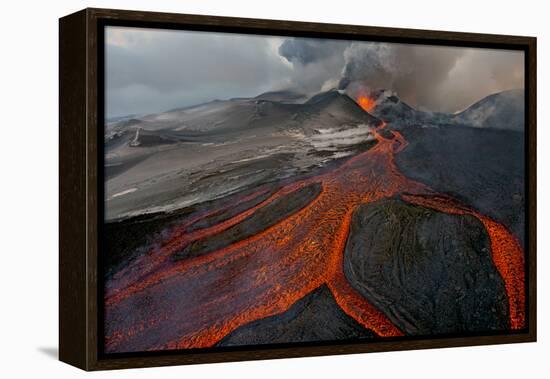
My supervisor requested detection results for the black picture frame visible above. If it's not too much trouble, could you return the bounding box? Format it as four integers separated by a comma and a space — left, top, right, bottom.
59, 7, 537, 371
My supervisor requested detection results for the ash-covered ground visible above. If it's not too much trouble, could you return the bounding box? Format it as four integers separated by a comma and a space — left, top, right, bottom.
105, 90, 378, 221
103, 88, 526, 351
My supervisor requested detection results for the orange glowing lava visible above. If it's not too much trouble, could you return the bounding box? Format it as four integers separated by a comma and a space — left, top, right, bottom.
104, 115, 526, 353
357, 96, 376, 112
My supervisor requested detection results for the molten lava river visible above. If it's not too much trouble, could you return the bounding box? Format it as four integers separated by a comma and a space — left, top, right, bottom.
104, 120, 525, 353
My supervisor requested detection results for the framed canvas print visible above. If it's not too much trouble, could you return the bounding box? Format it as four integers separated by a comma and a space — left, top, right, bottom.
59, 8, 537, 371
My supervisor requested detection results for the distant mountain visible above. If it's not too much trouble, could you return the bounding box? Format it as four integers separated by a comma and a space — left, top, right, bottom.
103, 88, 382, 220
366, 88, 524, 132
452, 89, 524, 131
105, 89, 380, 145
367, 89, 452, 127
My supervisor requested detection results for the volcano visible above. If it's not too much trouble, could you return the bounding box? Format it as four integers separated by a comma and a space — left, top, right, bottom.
103, 88, 526, 353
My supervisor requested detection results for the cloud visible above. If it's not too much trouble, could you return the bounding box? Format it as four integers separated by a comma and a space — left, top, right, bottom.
338, 42, 524, 113
105, 27, 292, 117
105, 27, 524, 118
436, 48, 525, 112
276, 38, 349, 94
279, 38, 349, 65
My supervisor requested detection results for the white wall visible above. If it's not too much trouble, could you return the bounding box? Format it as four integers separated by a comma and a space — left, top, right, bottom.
0, 0, 546, 377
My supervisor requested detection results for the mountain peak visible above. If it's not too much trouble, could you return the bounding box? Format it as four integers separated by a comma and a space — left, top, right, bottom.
453, 89, 524, 131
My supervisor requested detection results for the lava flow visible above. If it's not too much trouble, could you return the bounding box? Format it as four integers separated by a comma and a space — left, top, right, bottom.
104, 113, 526, 353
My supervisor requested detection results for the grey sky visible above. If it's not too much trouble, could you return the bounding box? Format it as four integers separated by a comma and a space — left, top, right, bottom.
105, 26, 524, 118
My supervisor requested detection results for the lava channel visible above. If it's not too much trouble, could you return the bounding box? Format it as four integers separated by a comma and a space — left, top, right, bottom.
104, 119, 525, 353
